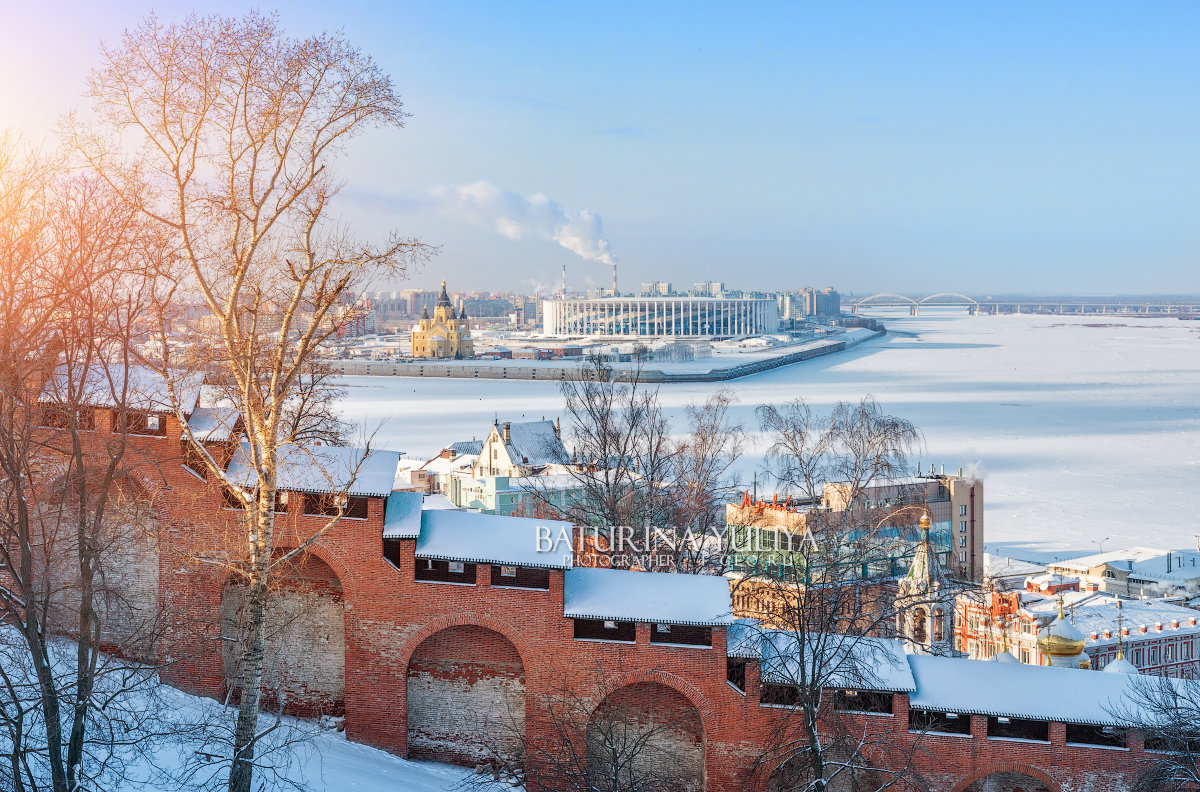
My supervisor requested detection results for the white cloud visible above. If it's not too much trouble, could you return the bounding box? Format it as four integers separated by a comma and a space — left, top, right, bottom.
432, 181, 616, 266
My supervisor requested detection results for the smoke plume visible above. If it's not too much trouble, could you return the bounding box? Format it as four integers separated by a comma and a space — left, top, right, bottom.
433, 181, 615, 266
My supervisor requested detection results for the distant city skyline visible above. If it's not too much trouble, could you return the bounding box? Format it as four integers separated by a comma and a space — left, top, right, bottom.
3, 2, 1197, 294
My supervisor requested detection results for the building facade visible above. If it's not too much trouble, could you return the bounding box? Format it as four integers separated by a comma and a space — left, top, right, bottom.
541, 296, 779, 338
956, 587, 1200, 677
411, 281, 474, 358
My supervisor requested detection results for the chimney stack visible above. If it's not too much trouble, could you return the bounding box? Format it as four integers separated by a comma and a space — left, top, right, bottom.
612, 262, 618, 295
561, 263, 567, 297
503, 422, 511, 444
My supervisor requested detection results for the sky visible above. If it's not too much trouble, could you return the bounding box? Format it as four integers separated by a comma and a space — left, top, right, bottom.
2, 2, 1197, 295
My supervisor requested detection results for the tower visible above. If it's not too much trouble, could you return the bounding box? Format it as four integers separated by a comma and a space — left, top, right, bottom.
896, 511, 955, 654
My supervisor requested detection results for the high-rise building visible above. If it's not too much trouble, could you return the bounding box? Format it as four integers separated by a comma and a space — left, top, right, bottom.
692, 281, 725, 297
639, 281, 673, 296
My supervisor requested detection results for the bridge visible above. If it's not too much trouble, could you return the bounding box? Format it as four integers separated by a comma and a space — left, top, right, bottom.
846, 293, 1200, 317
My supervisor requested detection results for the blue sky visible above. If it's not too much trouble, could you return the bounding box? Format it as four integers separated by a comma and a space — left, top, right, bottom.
2, 2, 1197, 294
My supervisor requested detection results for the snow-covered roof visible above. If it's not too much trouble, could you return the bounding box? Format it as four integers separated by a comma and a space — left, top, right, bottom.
448, 440, 484, 456
44, 364, 203, 412
726, 619, 764, 659
186, 406, 240, 443
562, 568, 733, 626
415, 510, 574, 569
420, 453, 477, 475
382, 492, 425, 539
1050, 546, 1200, 585
907, 654, 1148, 726
985, 553, 1046, 581
1018, 591, 1200, 644
756, 632, 917, 692
226, 442, 400, 497
499, 420, 566, 467
508, 473, 582, 492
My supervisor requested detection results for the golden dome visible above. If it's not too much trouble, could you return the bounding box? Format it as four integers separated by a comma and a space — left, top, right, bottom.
919, 511, 932, 530
1037, 600, 1086, 658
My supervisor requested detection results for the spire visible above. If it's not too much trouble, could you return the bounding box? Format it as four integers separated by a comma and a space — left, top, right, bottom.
421, 305, 430, 320
437, 279, 451, 307
904, 510, 945, 591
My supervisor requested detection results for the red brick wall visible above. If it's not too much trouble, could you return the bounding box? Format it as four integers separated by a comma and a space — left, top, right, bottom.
406, 625, 525, 764
28, 419, 1150, 792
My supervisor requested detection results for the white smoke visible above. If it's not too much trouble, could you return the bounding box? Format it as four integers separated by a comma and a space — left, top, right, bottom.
433, 181, 616, 266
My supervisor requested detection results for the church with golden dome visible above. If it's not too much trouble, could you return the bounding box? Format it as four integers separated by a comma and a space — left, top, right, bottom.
411, 281, 474, 359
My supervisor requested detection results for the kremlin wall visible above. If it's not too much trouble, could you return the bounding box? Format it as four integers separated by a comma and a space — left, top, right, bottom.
21, 400, 1169, 792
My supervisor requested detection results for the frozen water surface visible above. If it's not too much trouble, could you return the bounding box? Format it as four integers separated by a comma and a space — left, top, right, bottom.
335, 311, 1200, 562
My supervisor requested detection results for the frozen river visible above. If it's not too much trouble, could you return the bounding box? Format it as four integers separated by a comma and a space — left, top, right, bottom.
335, 311, 1200, 562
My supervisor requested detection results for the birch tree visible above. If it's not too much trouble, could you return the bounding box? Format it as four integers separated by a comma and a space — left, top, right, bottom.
69, 12, 429, 792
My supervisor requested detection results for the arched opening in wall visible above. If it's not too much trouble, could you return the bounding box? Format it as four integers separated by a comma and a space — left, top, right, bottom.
220, 551, 345, 717
406, 625, 525, 766
933, 608, 945, 642
766, 747, 887, 792
911, 607, 927, 643
961, 771, 1054, 792
38, 469, 161, 657
586, 682, 704, 792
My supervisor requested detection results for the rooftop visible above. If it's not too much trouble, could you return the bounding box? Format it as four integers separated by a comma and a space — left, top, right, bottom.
414, 510, 574, 569
497, 419, 567, 468
1018, 591, 1200, 644
907, 653, 1149, 726
1050, 546, 1200, 584
226, 441, 400, 498
186, 406, 241, 443
562, 568, 733, 626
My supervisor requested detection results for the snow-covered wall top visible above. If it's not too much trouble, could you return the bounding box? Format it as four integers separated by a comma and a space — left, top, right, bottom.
414, 509, 574, 569
226, 441, 401, 497
563, 567, 734, 626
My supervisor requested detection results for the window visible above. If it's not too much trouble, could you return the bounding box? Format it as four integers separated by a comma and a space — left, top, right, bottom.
911, 608, 927, 643
910, 709, 971, 735
959, 504, 967, 516
727, 658, 746, 691
959, 520, 967, 532
1134, 648, 1144, 665
1166, 644, 1177, 662
573, 618, 635, 642
987, 716, 1049, 742
1066, 723, 1125, 748
489, 565, 550, 589
1150, 646, 1160, 664
833, 690, 893, 714
1022, 619, 1032, 634
303, 493, 369, 519
415, 558, 477, 584
112, 409, 166, 436
650, 624, 712, 647
959, 552, 967, 563
959, 536, 967, 547
1020, 649, 1030, 663
39, 405, 95, 430
933, 609, 945, 642
760, 683, 801, 707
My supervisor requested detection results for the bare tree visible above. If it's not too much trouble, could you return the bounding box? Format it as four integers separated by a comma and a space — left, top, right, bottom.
553, 355, 676, 536
0, 138, 174, 791
734, 397, 934, 791
71, 12, 429, 792
1109, 675, 1200, 792
461, 666, 703, 792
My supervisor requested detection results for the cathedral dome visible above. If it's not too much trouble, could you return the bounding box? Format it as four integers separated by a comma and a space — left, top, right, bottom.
1037, 601, 1086, 658
1103, 647, 1138, 675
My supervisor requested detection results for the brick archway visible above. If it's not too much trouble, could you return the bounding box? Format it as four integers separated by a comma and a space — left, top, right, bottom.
950, 762, 1060, 792
588, 678, 708, 791
598, 668, 717, 737
221, 545, 348, 715
396, 612, 533, 672
404, 620, 527, 765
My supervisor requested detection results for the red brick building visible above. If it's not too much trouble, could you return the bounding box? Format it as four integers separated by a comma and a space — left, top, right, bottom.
24, 396, 1167, 792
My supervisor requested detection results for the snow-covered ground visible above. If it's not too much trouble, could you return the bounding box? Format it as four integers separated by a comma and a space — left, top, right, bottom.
334, 311, 1200, 562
